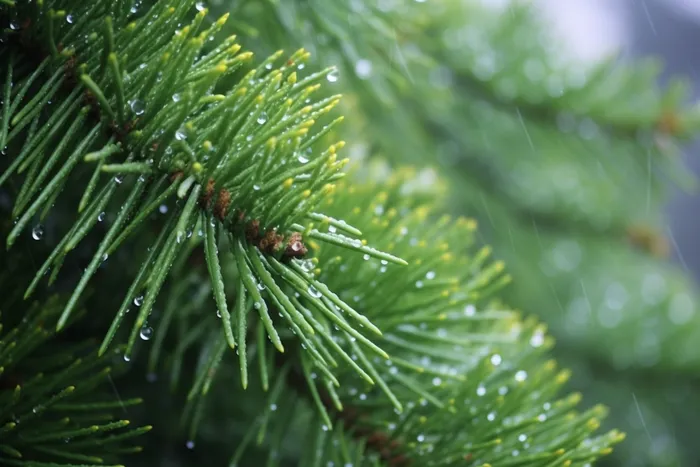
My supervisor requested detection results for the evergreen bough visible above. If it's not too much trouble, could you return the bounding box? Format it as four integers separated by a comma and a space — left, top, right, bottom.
0, 0, 626, 465
213, 1, 700, 464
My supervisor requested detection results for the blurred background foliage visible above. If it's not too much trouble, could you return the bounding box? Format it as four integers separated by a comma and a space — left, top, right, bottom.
203, 0, 700, 465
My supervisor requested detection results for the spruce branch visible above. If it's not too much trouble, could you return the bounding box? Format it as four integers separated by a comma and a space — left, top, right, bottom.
0, 0, 405, 384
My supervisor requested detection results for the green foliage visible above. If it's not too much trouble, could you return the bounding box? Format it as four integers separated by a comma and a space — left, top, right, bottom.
0, 281, 149, 465
219, 0, 700, 228
158, 167, 624, 466
211, 0, 700, 464
0, 0, 637, 465
0, 0, 405, 383
309, 167, 624, 465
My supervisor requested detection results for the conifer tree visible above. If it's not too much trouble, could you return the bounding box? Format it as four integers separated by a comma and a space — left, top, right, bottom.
0, 0, 690, 466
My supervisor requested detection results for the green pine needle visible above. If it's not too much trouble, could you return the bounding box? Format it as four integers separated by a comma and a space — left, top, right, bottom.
1, 0, 402, 385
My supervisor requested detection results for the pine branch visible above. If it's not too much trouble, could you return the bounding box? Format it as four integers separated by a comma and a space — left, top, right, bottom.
0, 2, 630, 466
170, 167, 624, 466
221, 0, 700, 230
0, 296, 149, 466
0, 0, 405, 385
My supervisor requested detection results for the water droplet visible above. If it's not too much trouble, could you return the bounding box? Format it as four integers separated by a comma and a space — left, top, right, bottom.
195, 1, 206, 11
415, 280, 424, 288
216, 309, 222, 318
417, 434, 425, 442
326, 69, 340, 83
490, 354, 502, 366
515, 370, 528, 382
257, 282, 265, 291
123, 354, 131, 362
130, 99, 145, 115
186, 440, 195, 449
140, 326, 153, 341
487, 412, 496, 421
9, 22, 19, 30
464, 304, 476, 316
328, 225, 337, 233
253, 184, 261, 191
476, 385, 486, 396
159, 204, 168, 214
66, 14, 74, 24
254, 301, 262, 310
97, 211, 106, 222
518, 434, 527, 442
31, 225, 44, 240
299, 260, 313, 272
537, 414, 547, 422
133, 295, 144, 306
530, 330, 545, 347
359, 393, 367, 400
175, 129, 187, 140
114, 175, 124, 184
172, 93, 181, 102
425, 271, 436, 280
354, 59, 372, 79
297, 154, 309, 164
363, 254, 370, 261
322, 425, 329, 431
308, 285, 322, 298
257, 112, 268, 124
432, 377, 442, 386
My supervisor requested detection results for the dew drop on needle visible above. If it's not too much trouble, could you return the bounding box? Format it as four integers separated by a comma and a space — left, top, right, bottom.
130, 99, 145, 115
326, 69, 339, 83
308, 285, 322, 298
31, 225, 44, 240
140, 325, 153, 341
